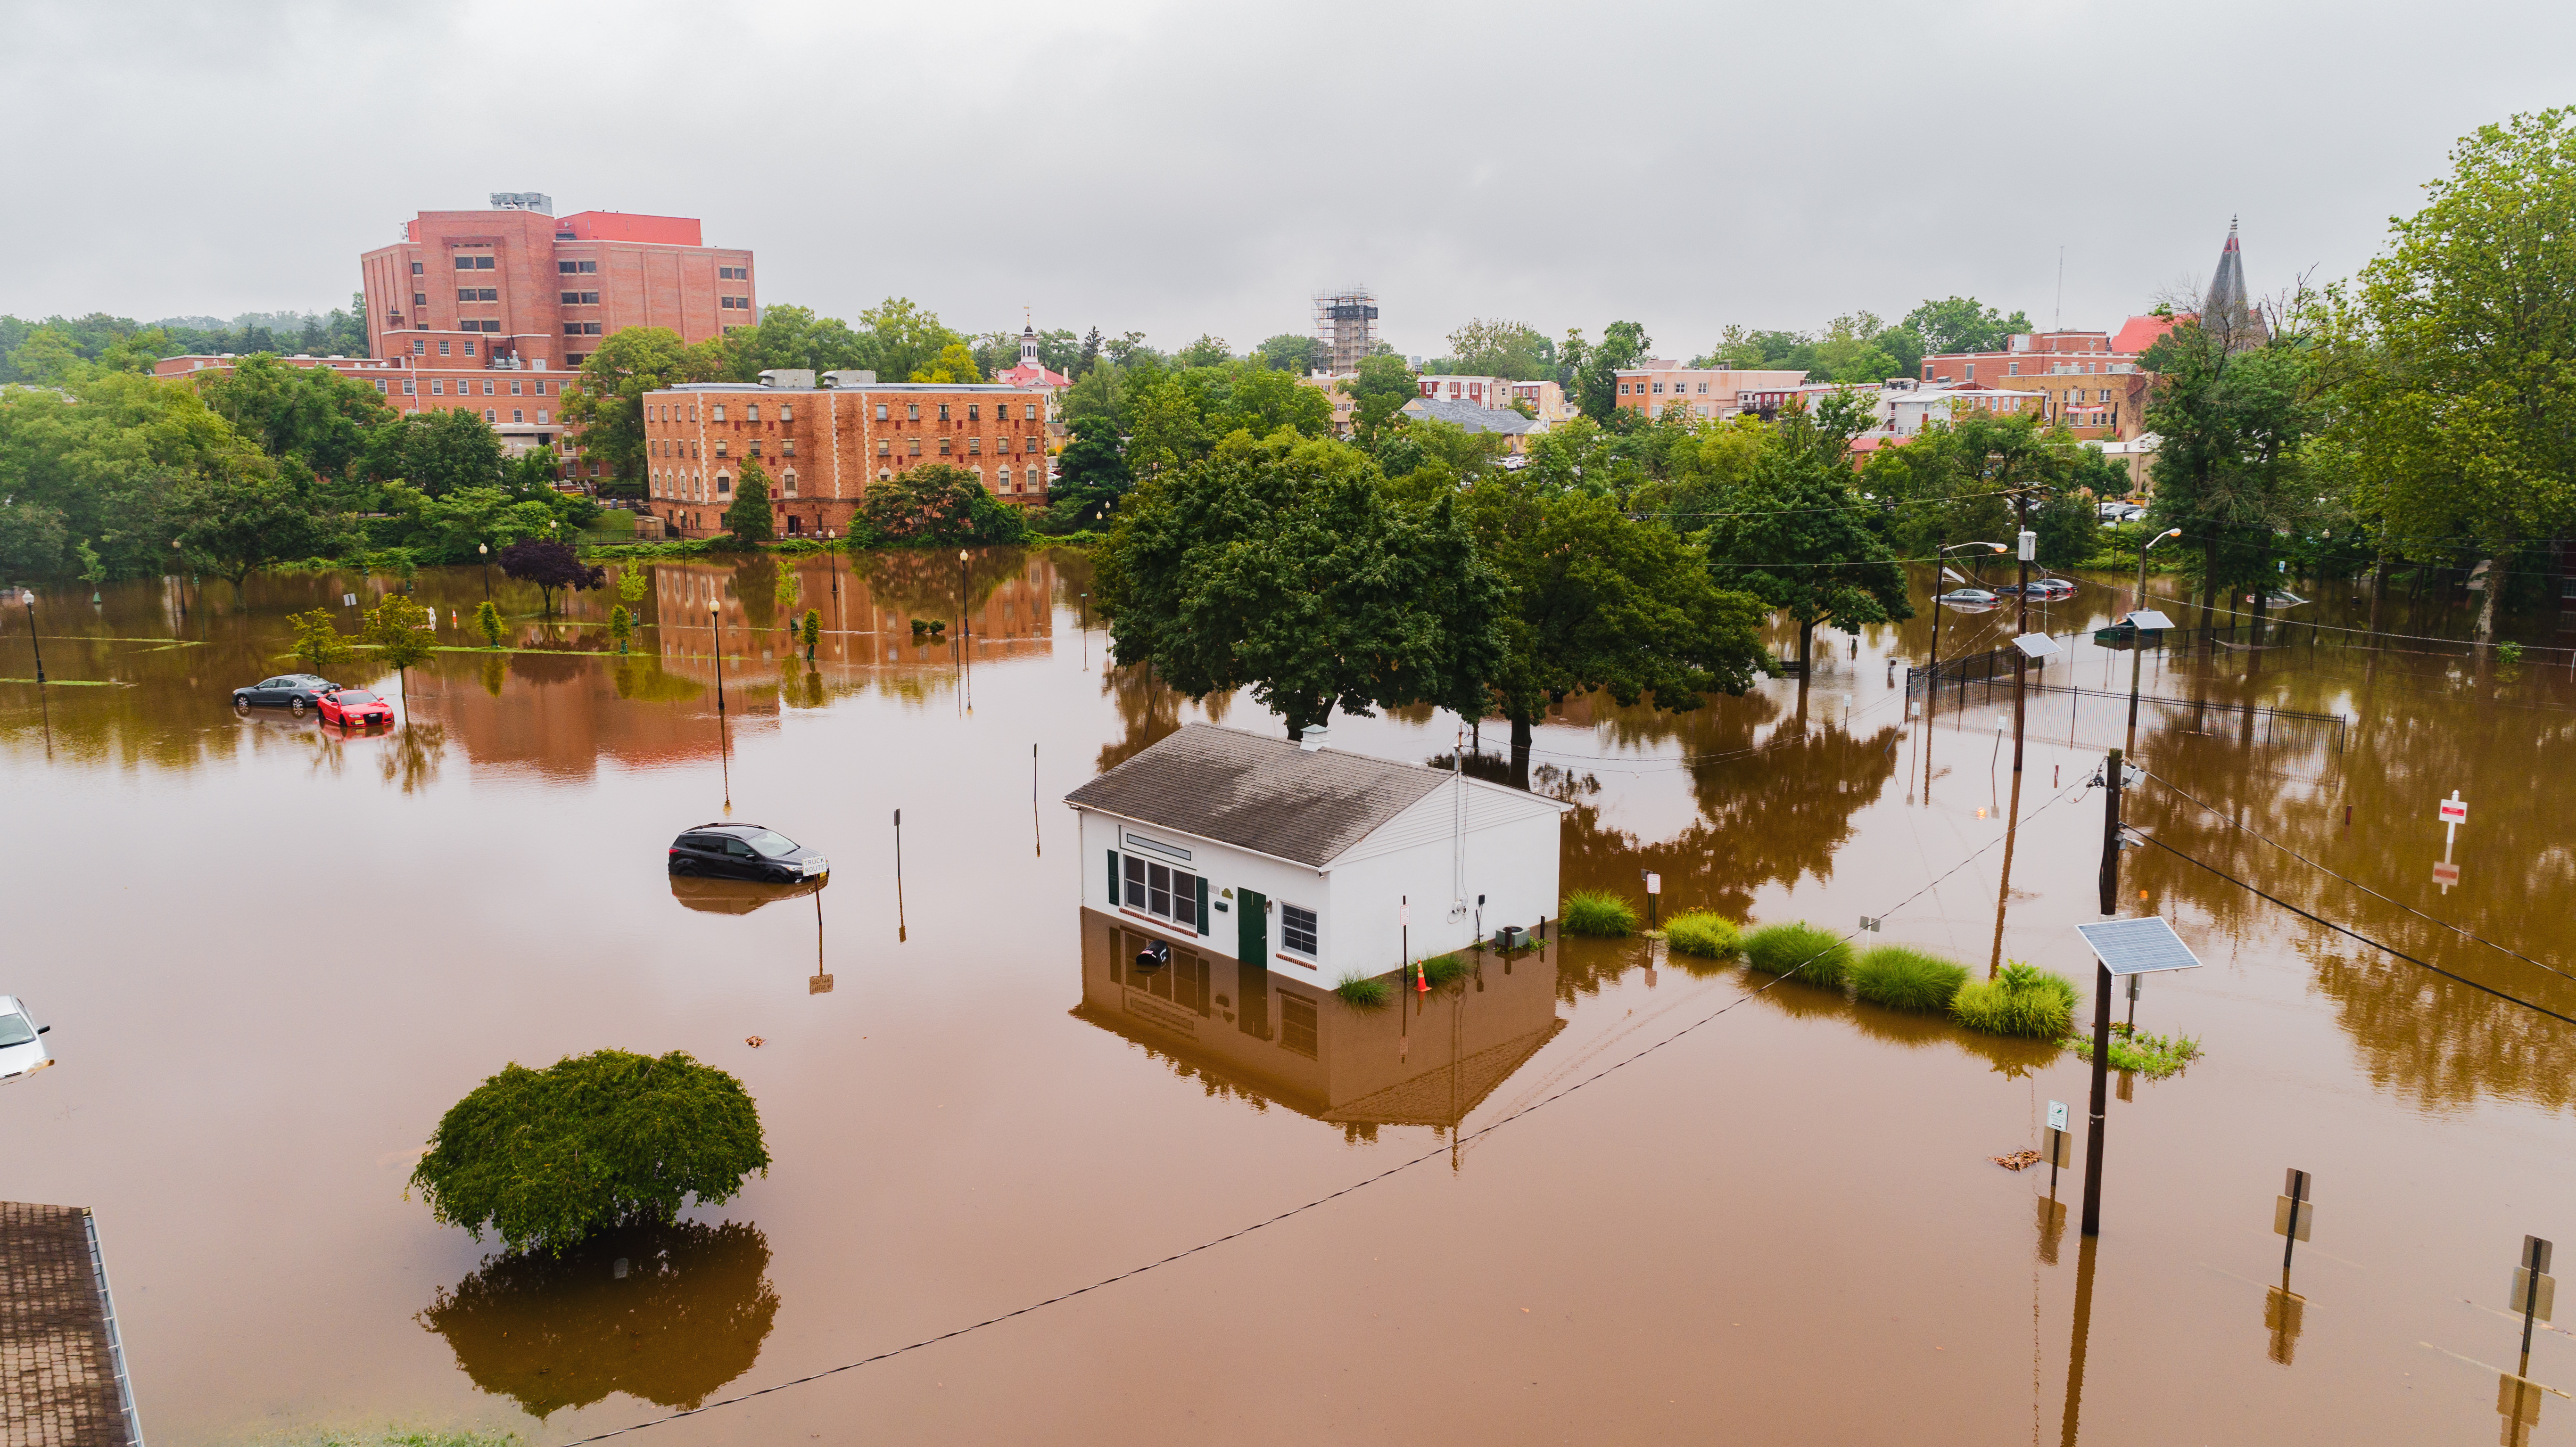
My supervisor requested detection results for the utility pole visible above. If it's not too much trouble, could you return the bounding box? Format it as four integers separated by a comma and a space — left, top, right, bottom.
2097, 747, 2122, 915
2083, 747, 2122, 1238
2013, 500, 2033, 773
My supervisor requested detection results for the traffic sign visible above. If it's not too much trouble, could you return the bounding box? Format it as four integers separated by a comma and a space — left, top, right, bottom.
2439, 793, 2469, 825
2435, 860, 2461, 889
2048, 1100, 2069, 1133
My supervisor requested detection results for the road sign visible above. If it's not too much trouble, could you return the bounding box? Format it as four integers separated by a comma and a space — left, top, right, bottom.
2440, 793, 2469, 825
2435, 860, 2462, 888
2274, 1196, 2316, 1241
2043, 1127, 2073, 1169
1857, 915, 1881, 932
1644, 872, 1661, 896
2048, 1100, 2069, 1132
342, 592, 357, 606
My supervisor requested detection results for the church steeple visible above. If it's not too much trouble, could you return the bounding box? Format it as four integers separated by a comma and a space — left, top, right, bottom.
2204, 216, 2254, 343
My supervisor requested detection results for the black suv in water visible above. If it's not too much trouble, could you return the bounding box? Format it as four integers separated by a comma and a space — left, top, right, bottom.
667, 823, 830, 883
233, 674, 343, 711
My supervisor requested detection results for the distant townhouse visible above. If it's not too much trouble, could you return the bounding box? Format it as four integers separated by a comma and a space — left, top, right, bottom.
1612, 364, 1809, 421
1397, 394, 1546, 453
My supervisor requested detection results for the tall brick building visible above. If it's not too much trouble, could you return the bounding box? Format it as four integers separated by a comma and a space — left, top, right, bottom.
643, 370, 1052, 539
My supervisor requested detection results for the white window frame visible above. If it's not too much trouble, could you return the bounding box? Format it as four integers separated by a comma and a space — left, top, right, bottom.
1279, 900, 1320, 960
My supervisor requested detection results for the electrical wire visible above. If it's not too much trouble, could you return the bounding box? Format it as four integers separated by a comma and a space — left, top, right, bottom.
2130, 832, 2576, 1027
545, 778, 2089, 1447
2136, 766, 2576, 987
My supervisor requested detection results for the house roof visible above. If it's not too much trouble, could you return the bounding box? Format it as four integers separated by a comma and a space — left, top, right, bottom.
1400, 395, 1540, 435
1065, 724, 1454, 868
2110, 313, 2178, 355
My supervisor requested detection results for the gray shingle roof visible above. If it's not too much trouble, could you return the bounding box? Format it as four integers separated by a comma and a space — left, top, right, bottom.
1064, 723, 1447, 868
1400, 395, 1540, 435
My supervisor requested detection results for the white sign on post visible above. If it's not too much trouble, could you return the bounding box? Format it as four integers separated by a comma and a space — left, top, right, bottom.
2048, 1100, 2069, 1133
1645, 873, 1661, 896
2438, 793, 2468, 825
342, 592, 358, 607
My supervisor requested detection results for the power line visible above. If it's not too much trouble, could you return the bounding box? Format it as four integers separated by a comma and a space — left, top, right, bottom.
2137, 767, 2576, 987
2131, 832, 2576, 1027
546, 779, 2087, 1446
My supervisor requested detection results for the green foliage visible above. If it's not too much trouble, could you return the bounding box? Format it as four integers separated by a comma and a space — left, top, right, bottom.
288, 607, 356, 673
799, 608, 821, 661
1420, 953, 1472, 987
609, 603, 633, 652
374, 480, 569, 564
1437, 318, 1555, 380
1898, 297, 2031, 357
1173, 334, 1233, 368
409, 1048, 770, 1256
198, 354, 394, 481
1663, 911, 1741, 960
0, 303, 368, 386
564, 328, 727, 486
1038, 414, 1129, 533
861, 296, 969, 384
73, 537, 106, 585
358, 406, 510, 498
1851, 946, 1970, 1013
1063, 357, 1126, 428
1341, 354, 1418, 442
1559, 889, 1637, 937
2068, 1027, 2204, 1079
1463, 476, 1772, 746
908, 340, 983, 384
858, 464, 1032, 546
1253, 333, 1322, 373
1951, 961, 2079, 1038
724, 460, 776, 546
618, 562, 650, 603
1334, 971, 1393, 1008
1703, 416, 1913, 669
1741, 921, 1854, 987
1097, 428, 1507, 736
363, 593, 438, 682
474, 599, 504, 649
1563, 321, 1651, 420
2143, 316, 2318, 611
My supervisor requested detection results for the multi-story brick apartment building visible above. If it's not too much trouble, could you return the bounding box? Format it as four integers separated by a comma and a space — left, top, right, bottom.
643, 370, 1051, 539
1612, 364, 1809, 421
150, 348, 586, 462
1920, 316, 2172, 438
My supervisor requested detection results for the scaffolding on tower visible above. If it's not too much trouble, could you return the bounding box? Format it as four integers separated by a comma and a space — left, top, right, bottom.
1312, 287, 1379, 376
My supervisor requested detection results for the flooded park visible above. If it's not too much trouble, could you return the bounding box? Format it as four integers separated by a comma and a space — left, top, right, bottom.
6, 545, 2576, 1445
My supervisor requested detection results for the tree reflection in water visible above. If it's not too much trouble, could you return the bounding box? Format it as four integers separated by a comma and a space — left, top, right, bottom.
380, 720, 445, 794
417, 1218, 779, 1418
1095, 663, 1231, 774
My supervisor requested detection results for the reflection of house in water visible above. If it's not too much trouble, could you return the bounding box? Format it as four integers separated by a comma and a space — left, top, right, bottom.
1073, 907, 1565, 1142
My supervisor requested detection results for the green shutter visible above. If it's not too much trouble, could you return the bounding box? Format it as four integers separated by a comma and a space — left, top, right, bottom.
1195, 875, 1210, 934
1106, 850, 1120, 906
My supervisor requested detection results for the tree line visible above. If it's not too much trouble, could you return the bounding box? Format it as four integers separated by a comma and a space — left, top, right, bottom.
1, 300, 371, 383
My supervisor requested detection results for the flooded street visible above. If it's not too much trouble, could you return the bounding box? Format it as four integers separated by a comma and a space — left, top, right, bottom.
6, 552, 2576, 1445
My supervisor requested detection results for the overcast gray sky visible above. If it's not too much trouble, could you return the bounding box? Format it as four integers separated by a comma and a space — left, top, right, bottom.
6, 0, 2570, 359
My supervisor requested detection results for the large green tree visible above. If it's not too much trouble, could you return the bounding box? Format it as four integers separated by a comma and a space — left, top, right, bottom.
1703, 414, 1913, 671
1098, 429, 1507, 739
1440, 319, 1554, 380
565, 327, 726, 489
859, 297, 967, 385
2142, 320, 2317, 622
2319, 107, 2576, 641
1039, 415, 1130, 531
173, 464, 362, 592
357, 406, 510, 498
197, 354, 392, 483
856, 462, 1032, 546
1339, 353, 1417, 443
1899, 296, 2031, 357
1463, 475, 1772, 757
724, 458, 776, 545
1564, 321, 1651, 422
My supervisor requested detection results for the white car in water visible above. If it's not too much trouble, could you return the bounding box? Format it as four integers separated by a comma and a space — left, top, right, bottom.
0, 997, 53, 1084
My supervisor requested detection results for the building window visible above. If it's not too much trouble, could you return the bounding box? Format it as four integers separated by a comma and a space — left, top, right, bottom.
410, 261, 424, 275
401, 379, 415, 395
711, 405, 726, 421
966, 403, 980, 421
509, 380, 521, 395
463, 341, 477, 356
907, 438, 921, 457
484, 409, 496, 422
1281, 902, 1319, 956
777, 404, 793, 422
372, 379, 386, 395
563, 324, 584, 336
556, 260, 597, 274
875, 404, 889, 421
747, 441, 760, 458
512, 409, 524, 424
1697, 381, 1709, 393
533, 381, 547, 395
878, 440, 891, 456
781, 471, 797, 497
781, 440, 794, 456
937, 403, 950, 421
714, 441, 728, 457
907, 403, 920, 420
538, 410, 549, 424
455, 255, 474, 270
1026, 404, 1040, 420
1122, 855, 1203, 931
717, 475, 731, 496
413, 291, 428, 307
746, 404, 760, 422
999, 467, 1012, 489
438, 340, 452, 356
411, 339, 426, 355
967, 437, 980, 455
939, 438, 952, 456
431, 380, 445, 395
1651, 382, 1664, 394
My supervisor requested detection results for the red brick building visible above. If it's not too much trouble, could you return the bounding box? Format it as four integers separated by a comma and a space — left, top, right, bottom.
1918, 320, 2174, 439
643, 371, 1053, 539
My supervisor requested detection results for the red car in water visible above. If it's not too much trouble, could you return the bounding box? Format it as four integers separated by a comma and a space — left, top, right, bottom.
317, 688, 395, 728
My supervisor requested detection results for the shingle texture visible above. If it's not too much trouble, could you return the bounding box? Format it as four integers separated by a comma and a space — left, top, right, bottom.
0, 1202, 129, 1447
1065, 724, 1446, 867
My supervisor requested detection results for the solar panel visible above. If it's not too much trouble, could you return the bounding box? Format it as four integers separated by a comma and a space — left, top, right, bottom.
2014, 631, 2063, 660
2074, 917, 2205, 976
2127, 609, 2175, 630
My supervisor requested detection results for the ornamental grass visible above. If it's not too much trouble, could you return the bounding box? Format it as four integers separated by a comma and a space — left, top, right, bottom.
1663, 912, 1742, 961
1741, 921, 1854, 989
1851, 945, 1971, 1013
1560, 890, 1637, 937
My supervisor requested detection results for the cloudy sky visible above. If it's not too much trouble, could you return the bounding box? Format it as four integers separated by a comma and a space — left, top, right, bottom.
7, 0, 2570, 358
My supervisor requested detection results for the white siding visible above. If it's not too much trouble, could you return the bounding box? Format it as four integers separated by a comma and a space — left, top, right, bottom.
1077, 812, 1332, 978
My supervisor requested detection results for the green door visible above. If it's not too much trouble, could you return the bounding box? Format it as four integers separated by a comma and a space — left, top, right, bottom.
1237, 888, 1267, 967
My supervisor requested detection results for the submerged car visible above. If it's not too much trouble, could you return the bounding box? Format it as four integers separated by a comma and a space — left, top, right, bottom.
0, 996, 53, 1084
1995, 578, 2077, 601
1937, 588, 2001, 608
318, 688, 394, 727
667, 823, 830, 883
233, 674, 342, 711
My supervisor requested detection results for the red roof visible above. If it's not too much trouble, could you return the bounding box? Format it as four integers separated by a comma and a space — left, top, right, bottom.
995, 361, 1072, 389
557, 212, 704, 246
2110, 314, 2178, 355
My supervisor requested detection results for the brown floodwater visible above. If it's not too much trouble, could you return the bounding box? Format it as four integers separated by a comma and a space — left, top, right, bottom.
5, 552, 2576, 1445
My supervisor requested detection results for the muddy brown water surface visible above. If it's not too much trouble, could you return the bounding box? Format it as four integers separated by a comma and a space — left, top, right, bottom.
6, 552, 2576, 1444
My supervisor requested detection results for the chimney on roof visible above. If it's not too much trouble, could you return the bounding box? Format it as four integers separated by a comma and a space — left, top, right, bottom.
1298, 724, 1330, 752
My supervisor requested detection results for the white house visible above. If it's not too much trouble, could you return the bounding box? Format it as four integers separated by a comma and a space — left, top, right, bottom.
1063, 724, 1569, 983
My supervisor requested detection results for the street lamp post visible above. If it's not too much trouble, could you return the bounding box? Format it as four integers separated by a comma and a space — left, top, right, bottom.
1926, 541, 2010, 672
709, 597, 726, 715
20, 588, 41, 684
2011, 495, 2036, 774
958, 550, 970, 646
2127, 528, 2183, 757
478, 542, 491, 599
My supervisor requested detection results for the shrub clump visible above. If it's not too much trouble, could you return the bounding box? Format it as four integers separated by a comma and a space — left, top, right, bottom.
1852, 945, 1970, 1013
2070, 1027, 2204, 1079
1334, 971, 1393, 1008
1951, 961, 2080, 1038
1664, 912, 1741, 961
1420, 953, 1472, 987
410, 1049, 769, 1256
1560, 889, 1638, 937
1742, 921, 1854, 988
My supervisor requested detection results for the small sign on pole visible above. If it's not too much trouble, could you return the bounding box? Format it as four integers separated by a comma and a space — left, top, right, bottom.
342, 592, 358, 607
2048, 1100, 2069, 1133
2438, 792, 2469, 826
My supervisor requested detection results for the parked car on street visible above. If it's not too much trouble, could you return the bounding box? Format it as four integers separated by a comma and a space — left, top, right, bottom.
1996, 578, 2077, 601
0, 996, 53, 1084
233, 674, 342, 711
1937, 588, 2001, 608
667, 823, 830, 883
317, 689, 395, 728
